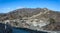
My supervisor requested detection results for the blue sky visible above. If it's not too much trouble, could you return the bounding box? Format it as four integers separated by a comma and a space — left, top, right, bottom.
0, 0, 60, 13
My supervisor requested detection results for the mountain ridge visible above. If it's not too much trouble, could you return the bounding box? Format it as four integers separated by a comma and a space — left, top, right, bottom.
0, 8, 60, 22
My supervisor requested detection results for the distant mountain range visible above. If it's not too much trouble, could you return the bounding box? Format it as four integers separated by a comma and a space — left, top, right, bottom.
0, 8, 60, 22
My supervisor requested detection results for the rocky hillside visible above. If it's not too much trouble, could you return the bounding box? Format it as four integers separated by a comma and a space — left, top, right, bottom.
0, 8, 60, 22
0, 8, 60, 31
